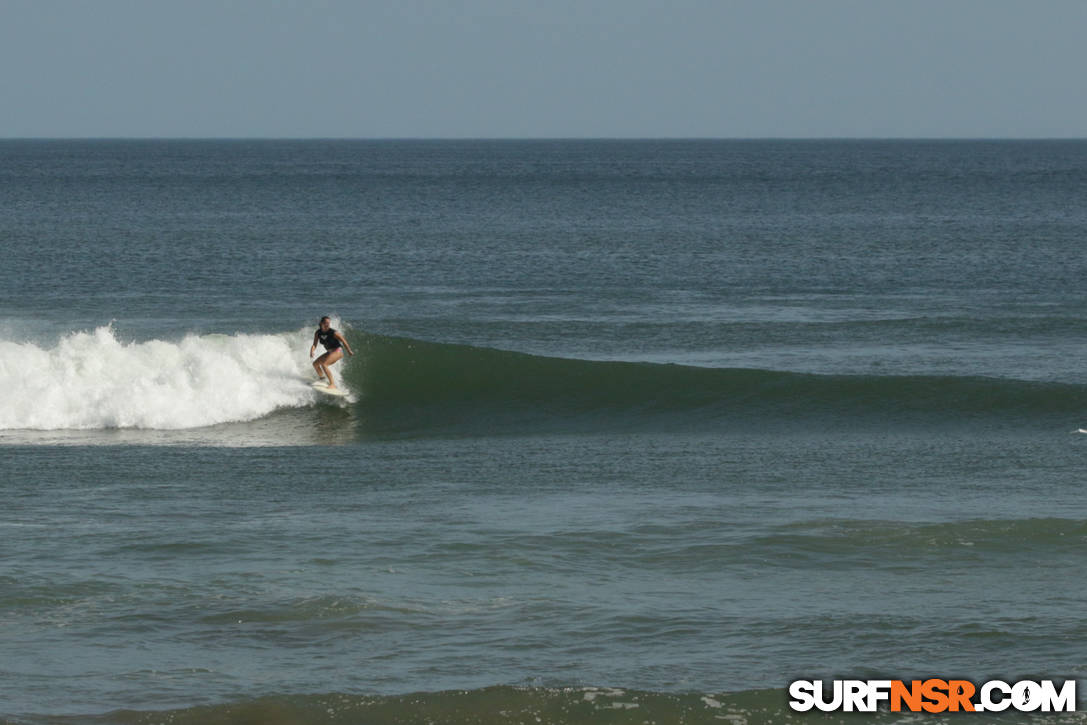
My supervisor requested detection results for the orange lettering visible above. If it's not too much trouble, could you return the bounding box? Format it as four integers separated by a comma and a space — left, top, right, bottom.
921, 679, 950, 713
891, 680, 923, 712
948, 680, 975, 712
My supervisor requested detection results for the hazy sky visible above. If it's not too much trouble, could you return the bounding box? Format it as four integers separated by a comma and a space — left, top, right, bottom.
2, 0, 1086, 138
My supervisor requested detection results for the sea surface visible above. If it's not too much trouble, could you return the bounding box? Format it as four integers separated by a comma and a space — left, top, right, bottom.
2, 139, 1087, 724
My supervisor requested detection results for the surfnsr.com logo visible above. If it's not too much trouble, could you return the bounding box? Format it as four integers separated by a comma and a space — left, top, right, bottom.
788, 679, 1076, 713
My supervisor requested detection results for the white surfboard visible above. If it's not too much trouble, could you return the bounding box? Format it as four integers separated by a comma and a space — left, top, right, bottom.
311, 381, 349, 397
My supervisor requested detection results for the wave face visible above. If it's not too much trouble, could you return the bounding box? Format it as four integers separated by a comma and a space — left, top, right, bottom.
347, 332, 1087, 435
0, 326, 314, 430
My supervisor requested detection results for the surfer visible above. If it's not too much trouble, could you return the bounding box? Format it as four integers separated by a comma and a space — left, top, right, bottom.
310, 316, 354, 389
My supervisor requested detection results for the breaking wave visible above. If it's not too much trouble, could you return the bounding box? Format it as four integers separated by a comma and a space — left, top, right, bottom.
3, 325, 1085, 437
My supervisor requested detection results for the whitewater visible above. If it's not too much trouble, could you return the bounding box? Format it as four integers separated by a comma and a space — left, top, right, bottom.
0, 325, 329, 430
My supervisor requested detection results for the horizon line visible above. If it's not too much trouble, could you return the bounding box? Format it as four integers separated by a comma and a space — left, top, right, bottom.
3, 135, 1087, 142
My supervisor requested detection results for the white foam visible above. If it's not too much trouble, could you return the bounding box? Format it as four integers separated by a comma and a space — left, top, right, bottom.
0, 325, 319, 430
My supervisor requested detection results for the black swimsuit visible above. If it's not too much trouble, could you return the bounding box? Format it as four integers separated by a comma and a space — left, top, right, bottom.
316, 328, 341, 351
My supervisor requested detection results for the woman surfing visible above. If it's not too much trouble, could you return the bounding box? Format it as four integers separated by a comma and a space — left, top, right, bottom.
310, 316, 354, 390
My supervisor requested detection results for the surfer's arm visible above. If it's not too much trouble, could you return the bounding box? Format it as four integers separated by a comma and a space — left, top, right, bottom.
310, 331, 319, 357
335, 332, 353, 356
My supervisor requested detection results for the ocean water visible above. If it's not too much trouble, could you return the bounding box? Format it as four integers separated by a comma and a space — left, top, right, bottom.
2, 139, 1087, 724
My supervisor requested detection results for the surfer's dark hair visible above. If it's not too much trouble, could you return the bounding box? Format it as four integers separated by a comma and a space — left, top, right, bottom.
320, 316, 331, 324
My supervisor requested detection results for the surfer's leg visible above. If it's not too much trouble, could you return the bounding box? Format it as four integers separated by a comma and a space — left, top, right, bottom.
312, 353, 329, 380
322, 349, 344, 387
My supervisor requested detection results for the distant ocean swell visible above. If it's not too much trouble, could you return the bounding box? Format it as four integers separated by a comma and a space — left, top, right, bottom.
2, 325, 1085, 436
748, 517, 1087, 563
552, 518, 1087, 575
13, 686, 1086, 725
